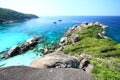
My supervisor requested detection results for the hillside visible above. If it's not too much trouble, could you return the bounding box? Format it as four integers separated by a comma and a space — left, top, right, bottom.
59, 22, 120, 80
0, 8, 38, 24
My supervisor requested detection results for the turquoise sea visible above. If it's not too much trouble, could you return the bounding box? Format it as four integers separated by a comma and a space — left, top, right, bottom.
0, 16, 120, 67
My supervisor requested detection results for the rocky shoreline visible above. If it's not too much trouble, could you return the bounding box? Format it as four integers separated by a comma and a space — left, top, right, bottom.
1, 35, 40, 59
40, 22, 108, 54
28, 22, 110, 79
0, 22, 110, 80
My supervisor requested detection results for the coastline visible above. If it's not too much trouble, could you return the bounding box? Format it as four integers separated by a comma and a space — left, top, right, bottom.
38, 22, 120, 80
0, 21, 120, 80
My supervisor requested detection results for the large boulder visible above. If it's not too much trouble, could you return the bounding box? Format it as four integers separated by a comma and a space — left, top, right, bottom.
59, 37, 68, 46
65, 30, 72, 36
75, 26, 82, 31
88, 22, 95, 26
78, 54, 94, 73
26, 35, 40, 44
2, 46, 20, 59
98, 31, 108, 39
81, 22, 88, 27
85, 64, 94, 74
71, 34, 79, 44
71, 25, 78, 30
7, 46, 20, 55
0, 66, 95, 80
39, 45, 50, 54
30, 52, 80, 68
101, 25, 108, 29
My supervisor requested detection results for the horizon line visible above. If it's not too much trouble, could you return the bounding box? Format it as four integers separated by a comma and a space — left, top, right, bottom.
38, 15, 120, 17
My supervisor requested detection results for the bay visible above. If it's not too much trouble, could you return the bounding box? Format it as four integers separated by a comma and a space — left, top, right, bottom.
0, 16, 120, 67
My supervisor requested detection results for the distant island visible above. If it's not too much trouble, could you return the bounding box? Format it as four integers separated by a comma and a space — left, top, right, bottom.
0, 8, 38, 24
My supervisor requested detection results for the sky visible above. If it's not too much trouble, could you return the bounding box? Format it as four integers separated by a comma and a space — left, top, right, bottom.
0, 0, 120, 16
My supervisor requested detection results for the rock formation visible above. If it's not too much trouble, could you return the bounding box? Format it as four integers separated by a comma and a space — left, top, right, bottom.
81, 22, 88, 27
30, 52, 94, 74
0, 66, 95, 80
2, 35, 40, 59
30, 52, 80, 68
98, 31, 108, 39
71, 34, 79, 44
59, 37, 68, 46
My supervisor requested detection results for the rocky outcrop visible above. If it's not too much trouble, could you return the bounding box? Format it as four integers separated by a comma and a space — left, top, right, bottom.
39, 45, 53, 54
2, 36, 40, 59
59, 37, 68, 46
30, 52, 94, 74
85, 64, 94, 74
81, 22, 88, 27
78, 53, 94, 73
71, 34, 79, 44
65, 25, 82, 37
98, 31, 108, 39
79, 58, 94, 73
0, 66, 95, 80
2, 46, 20, 59
30, 52, 80, 68
101, 25, 108, 29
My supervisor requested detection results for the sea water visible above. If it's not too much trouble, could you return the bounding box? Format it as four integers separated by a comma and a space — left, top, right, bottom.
0, 16, 120, 67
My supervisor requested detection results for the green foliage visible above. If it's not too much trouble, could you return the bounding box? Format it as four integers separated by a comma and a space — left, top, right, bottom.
0, 8, 38, 24
62, 25, 120, 80
90, 58, 120, 80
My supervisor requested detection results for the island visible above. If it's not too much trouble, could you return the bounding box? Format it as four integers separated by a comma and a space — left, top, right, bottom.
0, 8, 38, 24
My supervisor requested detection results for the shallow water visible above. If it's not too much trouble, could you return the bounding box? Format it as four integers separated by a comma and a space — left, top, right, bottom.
0, 16, 120, 67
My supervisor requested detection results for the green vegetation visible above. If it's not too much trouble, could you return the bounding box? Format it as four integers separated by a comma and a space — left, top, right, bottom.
62, 25, 120, 80
0, 8, 38, 24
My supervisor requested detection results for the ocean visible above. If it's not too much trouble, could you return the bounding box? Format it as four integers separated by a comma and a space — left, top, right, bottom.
0, 16, 120, 67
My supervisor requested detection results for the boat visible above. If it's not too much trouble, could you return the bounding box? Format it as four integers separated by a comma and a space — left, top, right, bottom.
58, 20, 62, 22
53, 22, 57, 24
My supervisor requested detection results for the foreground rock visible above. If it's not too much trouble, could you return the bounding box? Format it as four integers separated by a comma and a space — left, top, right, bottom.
2, 36, 40, 59
30, 52, 80, 68
30, 52, 94, 74
0, 66, 95, 80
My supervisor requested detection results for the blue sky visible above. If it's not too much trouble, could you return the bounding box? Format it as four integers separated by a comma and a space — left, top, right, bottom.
0, 0, 120, 16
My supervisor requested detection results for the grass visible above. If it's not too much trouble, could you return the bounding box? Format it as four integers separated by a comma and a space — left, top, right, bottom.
61, 25, 120, 80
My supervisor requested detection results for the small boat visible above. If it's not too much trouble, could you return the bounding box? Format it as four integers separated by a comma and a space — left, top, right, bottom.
53, 22, 57, 24
58, 20, 62, 22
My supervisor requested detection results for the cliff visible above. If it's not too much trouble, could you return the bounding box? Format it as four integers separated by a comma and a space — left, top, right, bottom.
0, 8, 38, 24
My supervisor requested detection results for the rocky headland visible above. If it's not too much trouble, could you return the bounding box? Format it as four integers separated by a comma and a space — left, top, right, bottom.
38, 22, 120, 80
